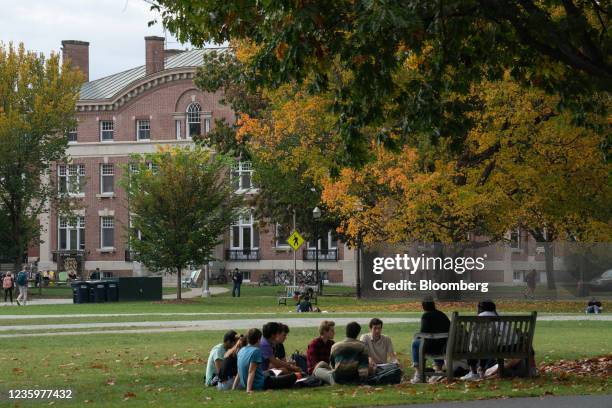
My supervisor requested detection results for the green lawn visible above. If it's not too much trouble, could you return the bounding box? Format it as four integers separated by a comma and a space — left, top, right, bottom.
1, 285, 599, 315
0, 321, 609, 407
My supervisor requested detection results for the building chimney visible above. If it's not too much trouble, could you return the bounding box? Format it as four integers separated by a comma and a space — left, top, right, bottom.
61, 40, 89, 82
145, 36, 165, 75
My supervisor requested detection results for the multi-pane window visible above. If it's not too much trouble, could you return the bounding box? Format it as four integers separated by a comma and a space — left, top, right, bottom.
308, 230, 338, 250
100, 216, 114, 248
175, 119, 181, 140
186, 103, 201, 138
58, 216, 85, 250
231, 161, 254, 191
204, 117, 211, 133
100, 164, 114, 194
275, 224, 291, 247
230, 211, 259, 249
67, 127, 78, 143
510, 228, 521, 249
58, 164, 85, 195
100, 120, 114, 141
137, 120, 150, 140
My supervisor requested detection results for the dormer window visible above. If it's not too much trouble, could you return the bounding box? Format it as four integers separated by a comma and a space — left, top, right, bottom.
186, 102, 201, 138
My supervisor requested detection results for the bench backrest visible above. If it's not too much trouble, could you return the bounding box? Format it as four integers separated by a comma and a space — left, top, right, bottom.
447, 311, 537, 359
285, 285, 319, 295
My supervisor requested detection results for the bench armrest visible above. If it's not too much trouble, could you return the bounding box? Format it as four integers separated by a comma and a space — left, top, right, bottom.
413, 332, 449, 340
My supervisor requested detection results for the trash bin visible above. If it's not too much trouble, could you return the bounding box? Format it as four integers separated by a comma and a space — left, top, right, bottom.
105, 279, 119, 302
71, 281, 89, 304
88, 280, 106, 303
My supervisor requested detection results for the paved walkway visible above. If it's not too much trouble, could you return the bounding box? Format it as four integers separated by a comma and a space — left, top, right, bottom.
1, 314, 610, 338
0, 286, 228, 307
386, 395, 611, 408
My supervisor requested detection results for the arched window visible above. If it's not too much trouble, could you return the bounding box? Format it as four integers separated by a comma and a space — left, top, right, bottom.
186, 102, 201, 138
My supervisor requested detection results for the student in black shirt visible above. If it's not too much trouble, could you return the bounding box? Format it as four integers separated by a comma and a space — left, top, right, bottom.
410, 296, 451, 383
218, 335, 247, 390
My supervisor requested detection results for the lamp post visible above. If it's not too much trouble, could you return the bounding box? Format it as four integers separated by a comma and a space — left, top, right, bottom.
312, 206, 322, 294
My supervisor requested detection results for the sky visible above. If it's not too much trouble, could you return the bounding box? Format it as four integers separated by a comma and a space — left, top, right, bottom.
0, 0, 191, 81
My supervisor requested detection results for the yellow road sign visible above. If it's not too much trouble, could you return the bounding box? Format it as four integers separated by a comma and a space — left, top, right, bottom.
287, 230, 305, 251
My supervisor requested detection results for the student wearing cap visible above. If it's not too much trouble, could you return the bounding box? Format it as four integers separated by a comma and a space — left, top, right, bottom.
204, 330, 239, 386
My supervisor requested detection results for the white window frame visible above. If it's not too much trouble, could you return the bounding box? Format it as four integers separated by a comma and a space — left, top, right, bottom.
275, 223, 291, 248
100, 120, 114, 142
204, 117, 211, 133
136, 119, 150, 140
186, 103, 201, 139
100, 216, 115, 249
508, 228, 522, 250
100, 164, 114, 195
58, 216, 85, 251
229, 210, 259, 250
231, 161, 255, 192
67, 127, 78, 143
175, 119, 182, 140
58, 164, 85, 196
308, 230, 337, 250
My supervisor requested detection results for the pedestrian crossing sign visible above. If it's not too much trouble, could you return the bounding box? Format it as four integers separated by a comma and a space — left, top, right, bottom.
287, 230, 305, 251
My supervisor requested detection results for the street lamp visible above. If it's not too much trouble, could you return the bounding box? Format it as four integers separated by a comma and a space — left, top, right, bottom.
312, 206, 322, 294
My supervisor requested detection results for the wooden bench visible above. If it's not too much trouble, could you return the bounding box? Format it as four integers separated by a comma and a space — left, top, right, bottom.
415, 311, 537, 382
277, 285, 319, 305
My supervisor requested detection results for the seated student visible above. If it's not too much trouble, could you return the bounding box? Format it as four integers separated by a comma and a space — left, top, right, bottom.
586, 299, 603, 314
411, 296, 450, 383
274, 323, 289, 361
313, 321, 370, 385
462, 299, 509, 381
261, 322, 301, 374
218, 335, 247, 390
307, 320, 336, 375
360, 318, 399, 368
297, 295, 313, 313
237, 328, 301, 392
204, 330, 239, 386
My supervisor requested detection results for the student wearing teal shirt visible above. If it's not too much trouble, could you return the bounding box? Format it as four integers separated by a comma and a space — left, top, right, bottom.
205, 330, 239, 386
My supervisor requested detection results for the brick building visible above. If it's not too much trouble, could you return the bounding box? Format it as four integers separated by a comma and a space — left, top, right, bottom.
35, 37, 357, 285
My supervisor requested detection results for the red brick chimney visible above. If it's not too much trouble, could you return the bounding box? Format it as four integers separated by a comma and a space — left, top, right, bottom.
61, 40, 89, 82
145, 36, 165, 75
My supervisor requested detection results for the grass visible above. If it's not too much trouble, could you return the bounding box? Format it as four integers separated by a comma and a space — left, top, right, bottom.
1, 284, 601, 316
0, 321, 610, 407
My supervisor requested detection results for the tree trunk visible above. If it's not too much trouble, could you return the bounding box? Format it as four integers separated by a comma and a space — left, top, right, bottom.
543, 241, 556, 290
176, 266, 182, 300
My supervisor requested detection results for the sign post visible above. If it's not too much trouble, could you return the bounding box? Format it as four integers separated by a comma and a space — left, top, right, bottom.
287, 229, 305, 286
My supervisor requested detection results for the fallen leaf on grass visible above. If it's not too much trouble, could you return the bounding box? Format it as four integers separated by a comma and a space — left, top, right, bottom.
13, 367, 24, 374
106, 378, 116, 386
123, 392, 136, 400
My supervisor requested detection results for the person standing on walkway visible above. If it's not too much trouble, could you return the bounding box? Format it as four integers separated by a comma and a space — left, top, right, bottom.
16, 269, 28, 306
3, 272, 14, 304
232, 268, 243, 297
524, 269, 537, 299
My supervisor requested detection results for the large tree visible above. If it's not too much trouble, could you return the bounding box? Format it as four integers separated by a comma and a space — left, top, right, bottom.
150, 0, 610, 163
122, 146, 242, 299
0, 43, 82, 271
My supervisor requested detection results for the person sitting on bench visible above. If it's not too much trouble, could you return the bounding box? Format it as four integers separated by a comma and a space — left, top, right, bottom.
411, 296, 450, 384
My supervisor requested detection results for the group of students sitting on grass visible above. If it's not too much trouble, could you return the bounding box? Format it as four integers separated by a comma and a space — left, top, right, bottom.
204, 297, 536, 391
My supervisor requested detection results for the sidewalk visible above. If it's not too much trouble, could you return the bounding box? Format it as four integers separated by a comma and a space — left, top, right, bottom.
0, 286, 228, 307
1, 314, 610, 338
386, 395, 611, 408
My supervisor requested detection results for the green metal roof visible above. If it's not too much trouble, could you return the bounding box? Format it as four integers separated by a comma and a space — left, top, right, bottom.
79, 48, 225, 101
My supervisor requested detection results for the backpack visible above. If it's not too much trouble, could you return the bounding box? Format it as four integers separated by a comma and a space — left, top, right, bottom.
366, 364, 402, 385
291, 351, 308, 373
16, 272, 27, 286
2, 276, 12, 289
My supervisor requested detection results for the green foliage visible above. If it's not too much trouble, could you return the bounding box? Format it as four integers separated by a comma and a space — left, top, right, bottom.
121, 146, 242, 298
151, 0, 610, 164
0, 42, 82, 268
